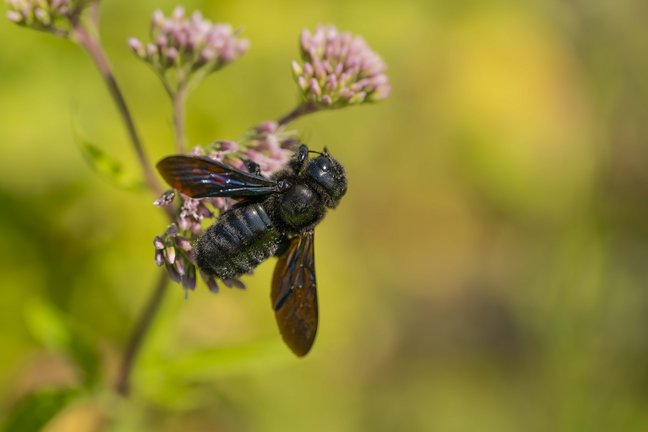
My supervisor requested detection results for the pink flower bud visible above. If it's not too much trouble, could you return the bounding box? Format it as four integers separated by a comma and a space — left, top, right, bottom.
128, 37, 144, 56
200, 270, 219, 293
155, 250, 165, 267
146, 43, 157, 58
6, 10, 23, 23
167, 224, 179, 236
256, 121, 278, 134
166, 263, 181, 283
172, 6, 185, 20
152, 9, 164, 27
154, 236, 165, 250
297, 76, 308, 91
310, 79, 322, 98
303, 62, 314, 78
176, 236, 193, 252
174, 256, 185, 276
182, 264, 196, 290
164, 246, 176, 264
34, 8, 50, 25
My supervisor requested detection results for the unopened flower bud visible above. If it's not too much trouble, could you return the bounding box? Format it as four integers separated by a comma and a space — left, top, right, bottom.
6, 10, 22, 23
175, 236, 192, 252
172, 6, 185, 20
167, 224, 179, 236
200, 270, 219, 293
174, 256, 185, 276
155, 250, 165, 267
291, 60, 302, 77
153, 236, 165, 250
34, 8, 49, 25
166, 263, 181, 283
152, 9, 164, 26
166, 47, 178, 64
221, 278, 245, 289
164, 246, 176, 264
256, 121, 278, 134
128, 37, 145, 57
146, 43, 157, 57
182, 264, 196, 290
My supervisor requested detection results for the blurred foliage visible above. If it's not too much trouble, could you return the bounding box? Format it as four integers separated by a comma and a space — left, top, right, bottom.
1, 0, 648, 431
2, 389, 79, 432
24, 299, 99, 388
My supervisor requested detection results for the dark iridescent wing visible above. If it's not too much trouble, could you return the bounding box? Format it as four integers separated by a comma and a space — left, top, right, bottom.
156, 155, 279, 198
271, 232, 318, 357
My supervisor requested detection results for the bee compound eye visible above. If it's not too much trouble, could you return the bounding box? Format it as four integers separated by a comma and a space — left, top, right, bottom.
317, 157, 329, 172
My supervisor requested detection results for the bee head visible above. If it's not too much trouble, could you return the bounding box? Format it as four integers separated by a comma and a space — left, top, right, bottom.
305, 148, 347, 208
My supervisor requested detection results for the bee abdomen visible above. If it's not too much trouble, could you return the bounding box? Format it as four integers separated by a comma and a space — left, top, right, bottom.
196, 203, 281, 280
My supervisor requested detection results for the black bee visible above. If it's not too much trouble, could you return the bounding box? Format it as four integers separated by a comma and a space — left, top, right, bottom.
156, 144, 347, 356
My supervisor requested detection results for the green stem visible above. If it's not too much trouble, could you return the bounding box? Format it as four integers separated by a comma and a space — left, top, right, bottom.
173, 85, 188, 153
70, 17, 175, 398
115, 270, 169, 396
277, 102, 320, 126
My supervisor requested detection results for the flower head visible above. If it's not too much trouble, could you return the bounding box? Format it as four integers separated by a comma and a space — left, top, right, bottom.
129, 6, 249, 91
5, 0, 87, 35
291, 25, 390, 109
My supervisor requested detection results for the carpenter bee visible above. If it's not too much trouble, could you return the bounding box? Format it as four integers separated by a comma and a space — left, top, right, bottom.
156, 144, 347, 356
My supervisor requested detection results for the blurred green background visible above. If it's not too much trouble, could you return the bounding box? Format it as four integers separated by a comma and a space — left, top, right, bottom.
1, 0, 648, 430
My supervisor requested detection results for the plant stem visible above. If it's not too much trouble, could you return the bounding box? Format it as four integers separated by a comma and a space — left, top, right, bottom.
71, 19, 175, 398
173, 85, 187, 153
277, 102, 319, 126
115, 270, 169, 396
73, 24, 163, 196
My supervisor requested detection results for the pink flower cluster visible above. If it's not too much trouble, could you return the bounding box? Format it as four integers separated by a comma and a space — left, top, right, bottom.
292, 25, 390, 108
129, 6, 249, 78
6, 0, 73, 31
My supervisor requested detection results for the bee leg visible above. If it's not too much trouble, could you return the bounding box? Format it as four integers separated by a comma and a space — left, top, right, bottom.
290, 144, 309, 173
243, 160, 263, 177
275, 236, 291, 257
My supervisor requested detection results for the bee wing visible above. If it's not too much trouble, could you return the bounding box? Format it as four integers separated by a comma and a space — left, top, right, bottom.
156, 155, 279, 199
271, 232, 318, 357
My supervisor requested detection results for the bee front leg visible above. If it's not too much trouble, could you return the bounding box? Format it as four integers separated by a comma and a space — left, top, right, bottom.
290, 144, 309, 173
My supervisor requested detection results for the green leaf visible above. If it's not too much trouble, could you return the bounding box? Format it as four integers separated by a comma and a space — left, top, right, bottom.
168, 340, 290, 380
146, 339, 289, 383
77, 138, 146, 192
24, 299, 100, 388
72, 123, 145, 192
136, 340, 291, 409
2, 388, 79, 432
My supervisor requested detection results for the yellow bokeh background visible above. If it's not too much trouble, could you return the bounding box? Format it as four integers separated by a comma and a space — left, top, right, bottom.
1, 0, 648, 430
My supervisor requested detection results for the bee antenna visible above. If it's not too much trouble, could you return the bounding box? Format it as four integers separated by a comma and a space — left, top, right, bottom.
308, 150, 323, 156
